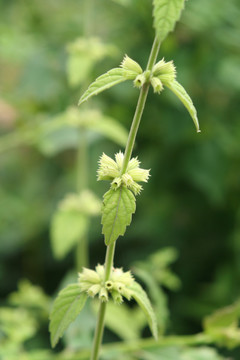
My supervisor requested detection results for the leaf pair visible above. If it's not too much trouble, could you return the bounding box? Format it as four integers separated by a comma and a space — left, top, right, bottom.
49, 280, 158, 348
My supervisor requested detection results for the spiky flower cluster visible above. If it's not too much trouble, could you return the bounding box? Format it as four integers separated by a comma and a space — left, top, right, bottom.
151, 58, 176, 94
97, 152, 150, 195
78, 265, 134, 304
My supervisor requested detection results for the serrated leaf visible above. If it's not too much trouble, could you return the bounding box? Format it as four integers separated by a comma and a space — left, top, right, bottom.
165, 80, 200, 132
153, 0, 186, 42
49, 284, 87, 347
102, 187, 136, 245
51, 209, 89, 260
79, 68, 128, 105
129, 281, 158, 340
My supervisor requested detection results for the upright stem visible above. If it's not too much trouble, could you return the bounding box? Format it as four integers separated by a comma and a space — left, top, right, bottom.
121, 36, 161, 174
90, 36, 161, 360
90, 242, 115, 360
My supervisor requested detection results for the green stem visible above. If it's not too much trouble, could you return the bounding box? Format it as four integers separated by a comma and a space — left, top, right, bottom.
90, 302, 107, 360
90, 242, 115, 360
90, 36, 161, 360
121, 36, 161, 174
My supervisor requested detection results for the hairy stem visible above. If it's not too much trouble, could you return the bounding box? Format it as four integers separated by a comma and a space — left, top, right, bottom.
121, 36, 161, 174
90, 242, 115, 360
90, 36, 161, 360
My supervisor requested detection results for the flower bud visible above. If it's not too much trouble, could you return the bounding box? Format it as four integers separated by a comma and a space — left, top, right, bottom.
79, 267, 101, 284
97, 153, 119, 181
121, 55, 142, 75
95, 264, 105, 279
99, 287, 108, 302
128, 168, 150, 183
105, 280, 114, 291
87, 284, 101, 297
115, 151, 124, 169
122, 173, 134, 187
111, 290, 123, 305
150, 77, 163, 94
134, 73, 146, 88
111, 177, 122, 190
153, 59, 176, 85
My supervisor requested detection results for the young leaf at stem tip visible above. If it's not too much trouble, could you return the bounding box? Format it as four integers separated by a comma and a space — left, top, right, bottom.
153, 0, 186, 43
102, 187, 136, 246
49, 284, 87, 347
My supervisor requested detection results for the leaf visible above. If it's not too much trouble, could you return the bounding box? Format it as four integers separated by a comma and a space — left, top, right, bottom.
203, 300, 240, 349
49, 284, 87, 347
203, 300, 240, 330
165, 80, 200, 132
101, 301, 146, 341
153, 0, 186, 42
51, 209, 89, 260
133, 267, 169, 334
129, 281, 158, 340
78, 68, 128, 105
181, 347, 224, 360
86, 115, 128, 147
101, 187, 136, 245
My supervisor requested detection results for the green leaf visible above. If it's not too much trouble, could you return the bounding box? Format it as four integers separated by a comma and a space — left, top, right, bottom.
165, 80, 200, 132
86, 115, 128, 147
102, 301, 146, 341
133, 267, 168, 334
129, 281, 158, 340
78, 68, 128, 105
153, 0, 186, 42
203, 300, 240, 330
49, 284, 87, 347
51, 209, 89, 260
181, 347, 224, 360
203, 300, 240, 349
102, 187, 136, 245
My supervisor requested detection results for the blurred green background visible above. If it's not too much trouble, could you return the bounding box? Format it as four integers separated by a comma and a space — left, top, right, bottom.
1, 0, 240, 358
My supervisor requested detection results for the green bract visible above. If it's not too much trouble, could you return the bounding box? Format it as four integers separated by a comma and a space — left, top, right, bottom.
98, 151, 150, 195
78, 265, 134, 304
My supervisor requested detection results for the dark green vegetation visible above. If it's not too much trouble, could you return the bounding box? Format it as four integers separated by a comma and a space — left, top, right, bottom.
1, 0, 240, 359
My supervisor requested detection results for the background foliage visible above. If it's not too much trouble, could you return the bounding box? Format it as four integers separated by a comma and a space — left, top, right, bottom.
1, 0, 240, 358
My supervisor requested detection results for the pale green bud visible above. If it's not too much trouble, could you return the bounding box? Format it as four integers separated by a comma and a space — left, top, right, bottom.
78, 267, 101, 284
128, 168, 150, 183
105, 280, 114, 291
97, 153, 119, 181
122, 173, 134, 188
115, 151, 124, 169
79, 281, 92, 292
111, 176, 122, 190
120, 55, 143, 76
150, 77, 163, 94
111, 269, 134, 286
99, 287, 108, 302
111, 290, 123, 305
95, 264, 105, 279
127, 156, 140, 171
153, 59, 176, 79
134, 73, 146, 88
87, 284, 101, 297
120, 287, 132, 301
130, 182, 143, 195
